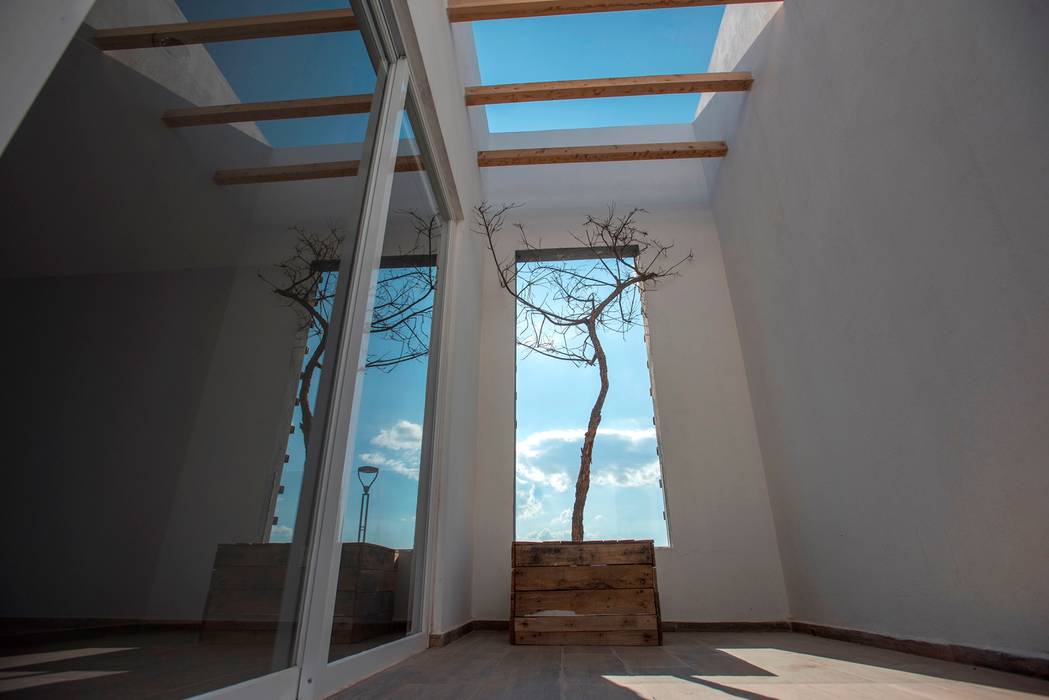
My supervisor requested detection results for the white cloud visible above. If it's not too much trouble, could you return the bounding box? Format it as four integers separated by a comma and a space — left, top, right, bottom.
270, 525, 293, 542
516, 427, 656, 459
516, 462, 571, 492
358, 451, 419, 480
592, 460, 661, 488
515, 427, 660, 491
555, 509, 571, 524
371, 420, 423, 452
525, 526, 570, 541
517, 484, 542, 519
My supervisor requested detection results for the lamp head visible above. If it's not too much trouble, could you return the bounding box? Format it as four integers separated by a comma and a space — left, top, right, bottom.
357, 465, 379, 491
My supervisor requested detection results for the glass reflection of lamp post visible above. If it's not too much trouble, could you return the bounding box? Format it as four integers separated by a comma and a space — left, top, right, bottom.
356, 466, 379, 543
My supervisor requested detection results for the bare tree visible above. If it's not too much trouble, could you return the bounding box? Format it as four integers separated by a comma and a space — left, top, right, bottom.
474, 203, 691, 541
261, 212, 440, 453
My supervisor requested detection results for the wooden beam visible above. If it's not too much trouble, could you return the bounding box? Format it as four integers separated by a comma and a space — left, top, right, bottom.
466, 72, 751, 106
448, 0, 776, 22
163, 94, 373, 128
214, 155, 424, 186
477, 141, 726, 167
94, 9, 357, 51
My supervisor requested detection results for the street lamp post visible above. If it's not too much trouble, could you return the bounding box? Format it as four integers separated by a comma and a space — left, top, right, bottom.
356, 466, 379, 543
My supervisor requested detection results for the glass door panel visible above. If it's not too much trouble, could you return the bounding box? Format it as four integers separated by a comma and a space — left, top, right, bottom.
325, 107, 444, 663
0, 1, 383, 697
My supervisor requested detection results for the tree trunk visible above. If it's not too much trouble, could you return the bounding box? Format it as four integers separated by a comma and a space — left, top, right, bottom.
572, 321, 609, 541
297, 331, 326, 453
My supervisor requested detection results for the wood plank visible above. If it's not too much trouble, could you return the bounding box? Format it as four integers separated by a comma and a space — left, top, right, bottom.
214, 155, 424, 185
478, 141, 726, 168
214, 543, 289, 567
210, 566, 289, 590
336, 569, 399, 593
513, 541, 654, 567
205, 589, 353, 618
448, 0, 775, 22
466, 72, 751, 106
514, 630, 658, 645
514, 588, 656, 616
95, 9, 357, 51
515, 614, 658, 632
163, 94, 373, 128
513, 564, 653, 591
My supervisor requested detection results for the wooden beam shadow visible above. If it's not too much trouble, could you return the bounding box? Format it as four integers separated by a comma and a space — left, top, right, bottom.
214, 155, 424, 186
163, 95, 373, 128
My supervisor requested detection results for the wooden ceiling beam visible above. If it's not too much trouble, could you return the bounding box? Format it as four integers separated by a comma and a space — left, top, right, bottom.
214, 155, 424, 186
477, 141, 727, 167
163, 94, 373, 128
448, 0, 776, 22
94, 9, 357, 51
465, 72, 751, 106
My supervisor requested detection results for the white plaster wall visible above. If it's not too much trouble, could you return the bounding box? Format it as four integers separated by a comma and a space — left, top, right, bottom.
468, 203, 788, 623
405, 0, 486, 636
0, 29, 334, 621
696, 2, 781, 116
85, 0, 268, 144
711, 0, 1049, 656
0, 0, 94, 153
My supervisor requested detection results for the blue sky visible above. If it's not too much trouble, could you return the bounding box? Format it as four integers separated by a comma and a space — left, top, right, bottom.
271, 263, 434, 550
472, 6, 725, 131
179, 2, 725, 137
514, 265, 668, 545
173, 3, 693, 547
179, 0, 374, 147
271, 257, 670, 549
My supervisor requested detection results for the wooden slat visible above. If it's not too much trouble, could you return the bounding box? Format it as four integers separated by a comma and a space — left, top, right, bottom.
210, 566, 288, 590
163, 94, 373, 128
466, 72, 751, 106
214, 543, 289, 567
448, 0, 775, 22
336, 569, 398, 593
206, 589, 353, 618
514, 588, 656, 616
515, 614, 658, 632
514, 630, 658, 645
214, 155, 424, 185
513, 541, 654, 567
513, 564, 653, 591
94, 9, 357, 51
479, 141, 726, 168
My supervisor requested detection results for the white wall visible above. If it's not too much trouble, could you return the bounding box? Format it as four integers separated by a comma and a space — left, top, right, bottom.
0, 0, 94, 153
710, 0, 1049, 656
0, 28, 343, 621
450, 11, 788, 624
404, 0, 487, 636
469, 203, 788, 623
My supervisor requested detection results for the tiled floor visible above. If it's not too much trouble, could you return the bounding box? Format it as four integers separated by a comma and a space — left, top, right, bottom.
332, 631, 1049, 699
0, 627, 401, 698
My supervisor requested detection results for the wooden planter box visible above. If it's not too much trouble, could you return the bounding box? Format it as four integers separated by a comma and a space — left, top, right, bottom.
511, 539, 661, 646
201, 542, 401, 643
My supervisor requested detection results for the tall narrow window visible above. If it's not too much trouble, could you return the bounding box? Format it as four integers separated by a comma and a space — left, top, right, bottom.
515, 253, 669, 546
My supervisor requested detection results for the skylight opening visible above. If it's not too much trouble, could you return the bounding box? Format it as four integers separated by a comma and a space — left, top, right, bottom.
471, 7, 725, 133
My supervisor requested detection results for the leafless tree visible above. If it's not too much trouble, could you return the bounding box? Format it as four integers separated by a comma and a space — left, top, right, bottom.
474, 203, 691, 541
261, 212, 440, 453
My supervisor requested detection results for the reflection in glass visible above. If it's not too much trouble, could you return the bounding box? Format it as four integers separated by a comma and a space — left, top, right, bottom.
0, 0, 383, 696
326, 109, 444, 662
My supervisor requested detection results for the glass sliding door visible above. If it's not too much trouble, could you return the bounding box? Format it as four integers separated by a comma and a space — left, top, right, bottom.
0, 1, 388, 697
324, 103, 444, 665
